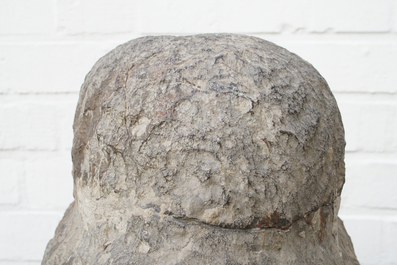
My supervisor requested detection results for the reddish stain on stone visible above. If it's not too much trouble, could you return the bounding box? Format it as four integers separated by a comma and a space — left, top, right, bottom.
257, 212, 291, 230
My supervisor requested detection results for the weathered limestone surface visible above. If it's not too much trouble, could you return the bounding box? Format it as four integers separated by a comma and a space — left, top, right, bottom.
43, 34, 359, 264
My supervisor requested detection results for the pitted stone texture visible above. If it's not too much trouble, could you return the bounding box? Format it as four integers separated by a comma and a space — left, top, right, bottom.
43, 34, 358, 264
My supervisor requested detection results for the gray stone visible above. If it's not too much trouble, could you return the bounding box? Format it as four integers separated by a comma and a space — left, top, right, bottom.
42, 34, 359, 264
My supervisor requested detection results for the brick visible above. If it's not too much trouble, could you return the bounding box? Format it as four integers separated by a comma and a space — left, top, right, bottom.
139, 0, 310, 34
57, 0, 136, 34
394, 1, 397, 32
0, 159, 20, 205
340, 215, 397, 265
217, 0, 310, 33
309, 0, 392, 33
279, 41, 397, 94
0, 99, 57, 151
223, 0, 311, 33
341, 160, 397, 210
139, 0, 224, 34
0, 43, 116, 94
0, 212, 63, 261
25, 152, 74, 210
383, 219, 397, 264
340, 216, 382, 264
0, 0, 55, 35
335, 94, 397, 152
0, 95, 77, 151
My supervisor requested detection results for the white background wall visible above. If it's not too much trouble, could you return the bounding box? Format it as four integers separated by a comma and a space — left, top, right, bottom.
0, 0, 396, 264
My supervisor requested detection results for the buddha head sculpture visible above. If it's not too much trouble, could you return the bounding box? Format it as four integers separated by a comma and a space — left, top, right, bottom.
43, 34, 359, 264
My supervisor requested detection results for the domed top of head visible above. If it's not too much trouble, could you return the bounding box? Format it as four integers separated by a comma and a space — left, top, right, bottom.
72, 34, 345, 229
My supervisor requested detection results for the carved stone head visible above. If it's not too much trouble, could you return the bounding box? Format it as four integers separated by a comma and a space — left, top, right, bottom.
43, 34, 358, 264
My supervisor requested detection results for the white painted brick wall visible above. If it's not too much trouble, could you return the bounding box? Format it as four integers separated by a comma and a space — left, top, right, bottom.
25, 152, 74, 210
0, 159, 20, 205
394, 2, 397, 32
0, 0, 396, 264
0, 0, 55, 35
274, 41, 397, 93
336, 94, 397, 152
57, 0, 137, 35
309, 0, 393, 32
0, 212, 63, 261
0, 44, 117, 93
139, 0, 312, 34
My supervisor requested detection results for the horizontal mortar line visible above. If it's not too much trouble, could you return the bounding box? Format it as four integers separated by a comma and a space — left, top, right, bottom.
340, 212, 397, 218
0, 39, 140, 46
0, 92, 79, 96
53, 31, 139, 37
345, 150, 397, 155
248, 37, 397, 45
0, 260, 41, 263
253, 31, 397, 36
252, 28, 397, 34
0, 210, 67, 215
334, 91, 397, 95
0, 148, 68, 152
0, 31, 141, 37
345, 206, 397, 212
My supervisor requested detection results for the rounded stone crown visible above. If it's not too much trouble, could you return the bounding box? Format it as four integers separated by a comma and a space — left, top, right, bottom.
72, 34, 345, 230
